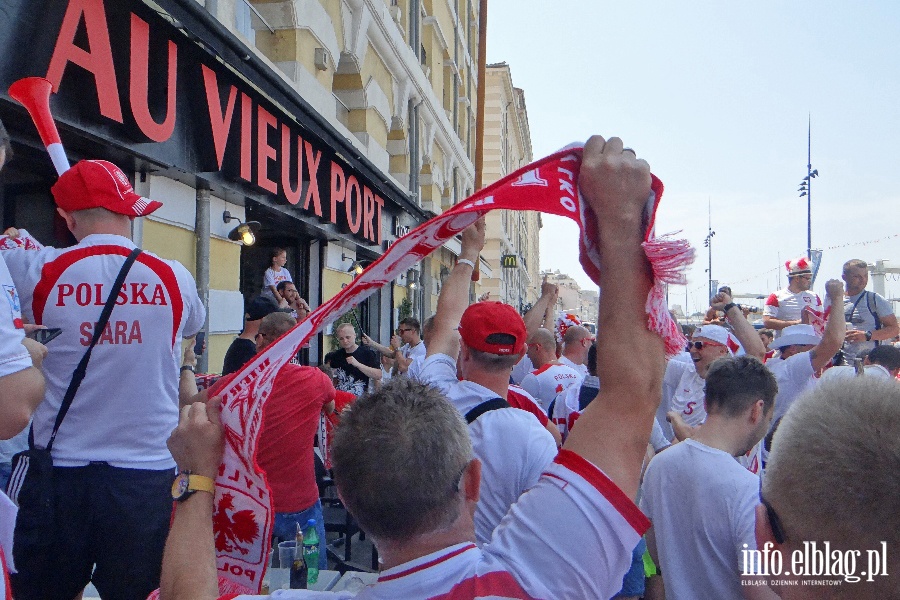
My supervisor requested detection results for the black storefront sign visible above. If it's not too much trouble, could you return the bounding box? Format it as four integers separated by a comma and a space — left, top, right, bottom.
0, 0, 424, 245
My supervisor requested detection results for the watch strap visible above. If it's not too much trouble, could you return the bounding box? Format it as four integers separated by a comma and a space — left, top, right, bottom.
186, 473, 215, 494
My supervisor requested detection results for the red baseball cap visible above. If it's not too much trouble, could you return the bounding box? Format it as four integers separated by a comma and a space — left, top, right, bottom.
51, 160, 162, 217
459, 301, 526, 355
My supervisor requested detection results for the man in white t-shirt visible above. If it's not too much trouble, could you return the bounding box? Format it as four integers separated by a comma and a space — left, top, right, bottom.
2, 160, 205, 600
837, 258, 899, 362
510, 279, 559, 384
762, 257, 823, 337
662, 291, 765, 442
643, 356, 780, 600
765, 279, 844, 427
362, 317, 426, 377
0, 129, 47, 600
758, 378, 899, 599
519, 327, 582, 413
160, 134, 667, 600
418, 219, 557, 543
559, 324, 592, 377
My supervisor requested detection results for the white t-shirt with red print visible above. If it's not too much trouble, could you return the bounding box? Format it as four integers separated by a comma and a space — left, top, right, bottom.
3, 234, 205, 469
661, 359, 707, 438
763, 288, 822, 336
261, 266, 291, 300
519, 362, 582, 413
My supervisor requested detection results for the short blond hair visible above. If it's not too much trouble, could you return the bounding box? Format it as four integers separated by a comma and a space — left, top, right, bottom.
764, 379, 900, 587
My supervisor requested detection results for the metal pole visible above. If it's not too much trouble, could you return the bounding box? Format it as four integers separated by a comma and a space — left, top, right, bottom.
707, 198, 712, 298
807, 116, 812, 258
195, 186, 211, 373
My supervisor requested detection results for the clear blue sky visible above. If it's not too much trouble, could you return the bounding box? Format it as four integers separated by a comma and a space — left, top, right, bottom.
486, 1, 900, 314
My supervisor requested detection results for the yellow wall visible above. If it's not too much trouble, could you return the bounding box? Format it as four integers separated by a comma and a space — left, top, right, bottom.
362, 44, 394, 110
394, 284, 406, 309
143, 220, 195, 271
206, 334, 233, 375
210, 238, 241, 291
323, 268, 353, 302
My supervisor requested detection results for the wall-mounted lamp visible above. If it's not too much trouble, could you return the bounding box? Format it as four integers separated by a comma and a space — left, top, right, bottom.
223, 210, 261, 246
341, 252, 364, 275
406, 268, 418, 290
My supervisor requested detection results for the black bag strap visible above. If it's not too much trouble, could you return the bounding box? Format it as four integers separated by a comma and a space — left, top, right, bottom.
845, 292, 867, 322
464, 397, 510, 424
866, 292, 882, 334
39, 247, 142, 452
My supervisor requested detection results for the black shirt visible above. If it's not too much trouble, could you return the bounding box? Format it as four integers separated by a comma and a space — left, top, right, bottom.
324, 345, 380, 397
222, 337, 257, 375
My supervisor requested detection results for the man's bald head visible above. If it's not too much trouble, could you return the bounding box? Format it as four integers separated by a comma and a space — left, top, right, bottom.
562, 325, 592, 364
525, 328, 557, 368
563, 325, 591, 345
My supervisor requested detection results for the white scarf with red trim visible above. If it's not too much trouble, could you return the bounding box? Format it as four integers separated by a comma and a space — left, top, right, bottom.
2, 145, 693, 594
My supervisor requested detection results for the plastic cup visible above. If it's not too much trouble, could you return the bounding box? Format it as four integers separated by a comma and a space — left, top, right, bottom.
278, 541, 298, 568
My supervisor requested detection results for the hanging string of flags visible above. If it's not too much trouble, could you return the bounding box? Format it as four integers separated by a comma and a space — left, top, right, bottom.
824, 232, 900, 250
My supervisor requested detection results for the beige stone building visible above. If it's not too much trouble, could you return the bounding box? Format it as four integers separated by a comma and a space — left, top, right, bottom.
542, 270, 599, 327
480, 63, 541, 312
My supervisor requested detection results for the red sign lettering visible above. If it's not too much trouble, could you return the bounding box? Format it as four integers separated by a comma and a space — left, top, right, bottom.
256, 105, 278, 194
46, 0, 123, 122
129, 13, 177, 142
281, 125, 302, 205
202, 65, 238, 170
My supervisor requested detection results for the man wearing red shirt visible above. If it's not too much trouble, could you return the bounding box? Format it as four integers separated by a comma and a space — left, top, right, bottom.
209, 312, 335, 567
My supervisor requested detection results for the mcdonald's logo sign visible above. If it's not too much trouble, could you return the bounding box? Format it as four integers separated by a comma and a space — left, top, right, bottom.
501, 255, 518, 268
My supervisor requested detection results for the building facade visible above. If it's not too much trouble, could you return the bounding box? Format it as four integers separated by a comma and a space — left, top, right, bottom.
0, 0, 487, 371
480, 63, 539, 312
542, 270, 598, 326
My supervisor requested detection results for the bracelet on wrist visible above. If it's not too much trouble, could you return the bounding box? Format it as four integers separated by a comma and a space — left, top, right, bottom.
180, 365, 195, 373
456, 258, 476, 269
722, 303, 738, 314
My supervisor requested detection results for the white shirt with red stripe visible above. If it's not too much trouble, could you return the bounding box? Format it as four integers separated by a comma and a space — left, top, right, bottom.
763, 288, 822, 336
3, 234, 205, 469
519, 362, 582, 413
505, 385, 548, 427
226, 450, 648, 600
419, 354, 557, 544
0, 255, 31, 379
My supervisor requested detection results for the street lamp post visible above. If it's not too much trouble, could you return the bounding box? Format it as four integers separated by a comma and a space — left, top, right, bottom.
798, 117, 818, 259
704, 199, 715, 299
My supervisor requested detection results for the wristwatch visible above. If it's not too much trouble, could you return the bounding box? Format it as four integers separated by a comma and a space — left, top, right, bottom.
180, 365, 195, 373
865, 331, 873, 342
171, 471, 215, 502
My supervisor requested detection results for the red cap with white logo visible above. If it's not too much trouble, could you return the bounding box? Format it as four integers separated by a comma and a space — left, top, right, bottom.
51, 160, 162, 217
